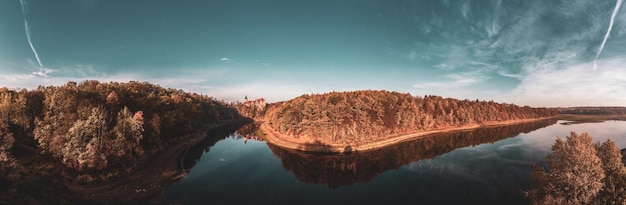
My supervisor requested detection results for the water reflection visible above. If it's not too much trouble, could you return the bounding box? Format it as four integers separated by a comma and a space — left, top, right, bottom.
268, 119, 557, 188
181, 122, 253, 171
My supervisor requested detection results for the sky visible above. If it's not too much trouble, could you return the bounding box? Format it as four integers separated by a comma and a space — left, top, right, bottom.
1, 0, 626, 107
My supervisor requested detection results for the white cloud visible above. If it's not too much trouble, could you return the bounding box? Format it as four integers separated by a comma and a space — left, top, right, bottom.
485, 20, 500, 38
0, 61, 295, 103
594, 0, 624, 65
509, 58, 626, 107
220, 57, 232, 63
74, 64, 105, 77
496, 70, 523, 80
0, 62, 214, 94
29, 67, 55, 77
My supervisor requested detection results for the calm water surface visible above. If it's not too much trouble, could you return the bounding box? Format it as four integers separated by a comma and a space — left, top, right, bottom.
162, 120, 626, 205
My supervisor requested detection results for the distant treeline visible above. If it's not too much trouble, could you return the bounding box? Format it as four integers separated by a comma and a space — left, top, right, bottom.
0, 81, 242, 179
554, 107, 626, 115
265, 90, 556, 146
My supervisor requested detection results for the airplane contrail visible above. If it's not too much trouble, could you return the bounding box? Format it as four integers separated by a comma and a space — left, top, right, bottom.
19, 0, 44, 67
594, 0, 623, 69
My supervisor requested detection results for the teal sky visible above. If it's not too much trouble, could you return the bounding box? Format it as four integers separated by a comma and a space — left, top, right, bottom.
1, 0, 626, 106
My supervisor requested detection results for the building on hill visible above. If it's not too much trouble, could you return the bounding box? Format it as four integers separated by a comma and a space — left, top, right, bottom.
239, 96, 267, 119
243, 96, 267, 109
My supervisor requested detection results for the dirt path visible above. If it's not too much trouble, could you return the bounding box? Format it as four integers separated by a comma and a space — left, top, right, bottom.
261, 117, 555, 153
65, 119, 250, 204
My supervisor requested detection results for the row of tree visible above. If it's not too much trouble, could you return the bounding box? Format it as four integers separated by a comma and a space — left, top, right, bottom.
265, 90, 557, 146
554, 107, 626, 115
0, 81, 241, 177
525, 132, 626, 204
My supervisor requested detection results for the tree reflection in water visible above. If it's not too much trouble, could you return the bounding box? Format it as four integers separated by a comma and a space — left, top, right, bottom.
180, 122, 252, 171
269, 119, 557, 188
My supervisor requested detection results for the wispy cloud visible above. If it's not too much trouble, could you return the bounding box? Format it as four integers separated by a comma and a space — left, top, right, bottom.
0, 61, 294, 103
0, 63, 116, 89
509, 58, 626, 107
402, 0, 626, 107
413, 71, 488, 89
19, 0, 44, 68
65, 64, 105, 77
594, 0, 624, 69
459, 0, 471, 20
496, 70, 523, 80
254, 59, 271, 67
30, 67, 55, 77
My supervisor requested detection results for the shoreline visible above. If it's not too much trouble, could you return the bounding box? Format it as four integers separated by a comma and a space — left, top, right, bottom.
64, 118, 251, 204
260, 117, 555, 153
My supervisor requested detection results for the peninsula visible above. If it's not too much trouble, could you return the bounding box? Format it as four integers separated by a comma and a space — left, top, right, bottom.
260, 90, 556, 152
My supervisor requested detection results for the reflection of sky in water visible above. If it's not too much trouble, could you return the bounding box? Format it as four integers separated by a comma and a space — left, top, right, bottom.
180, 137, 272, 182
404, 121, 626, 196
521, 120, 626, 151
164, 121, 626, 205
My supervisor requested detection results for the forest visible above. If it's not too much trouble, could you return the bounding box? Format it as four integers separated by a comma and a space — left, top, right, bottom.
264, 90, 557, 146
0, 80, 242, 183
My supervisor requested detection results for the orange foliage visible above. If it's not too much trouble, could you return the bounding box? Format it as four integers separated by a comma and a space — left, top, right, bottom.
264, 90, 556, 146
526, 132, 626, 204
1, 80, 243, 176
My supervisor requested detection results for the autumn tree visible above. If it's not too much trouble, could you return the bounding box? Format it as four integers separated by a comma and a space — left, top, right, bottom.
526, 135, 626, 204
596, 139, 626, 204
524, 132, 626, 204
110, 107, 144, 160
62, 106, 108, 170
0, 117, 15, 171
106, 91, 120, 106
34, 84, 79, 157
525, 132, 604, 204
264, 90, 556, 146
1, 80, 243, 177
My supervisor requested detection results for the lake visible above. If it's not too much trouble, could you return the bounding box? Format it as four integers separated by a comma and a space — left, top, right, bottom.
162, 120, 626, 205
